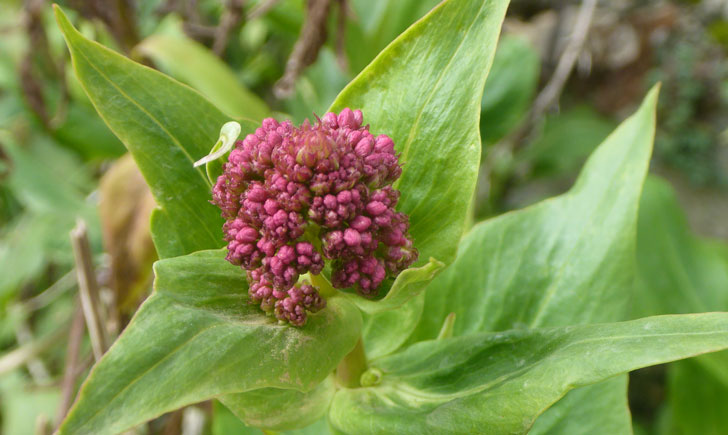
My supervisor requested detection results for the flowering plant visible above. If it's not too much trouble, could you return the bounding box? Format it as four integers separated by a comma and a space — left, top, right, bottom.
53, 1, 728, 434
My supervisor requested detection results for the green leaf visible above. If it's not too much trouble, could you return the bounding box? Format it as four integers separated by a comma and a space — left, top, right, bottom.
219, 376, 335, 431
410, 85, 659, 341
404, 85, 657, 431
54, 6, 249, 258
529, 378, 631, 435
212, 400, 260, 435
331, 0, 507, 268
344, 0, 442, 74
136, 33, 270, 121
59, 250, 362, 435
330, 313, 728, 434
631, 177, 728, 433
633, 176, 728, 318
667, 354, 728, 435
346, 258, 444, 315
480, 35, 540, 146
0, 132, 101, 299
360, 293, 426, 360
283, 417, 333, 435
330, 0, 509, 356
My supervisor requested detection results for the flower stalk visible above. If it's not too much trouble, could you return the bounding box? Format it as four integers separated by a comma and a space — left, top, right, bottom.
335, 338, 368, 388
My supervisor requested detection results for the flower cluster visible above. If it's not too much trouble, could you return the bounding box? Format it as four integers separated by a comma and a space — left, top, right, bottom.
212, 109, 417, 325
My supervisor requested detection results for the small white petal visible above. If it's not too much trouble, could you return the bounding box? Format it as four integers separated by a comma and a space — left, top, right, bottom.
193, 121, 242, 167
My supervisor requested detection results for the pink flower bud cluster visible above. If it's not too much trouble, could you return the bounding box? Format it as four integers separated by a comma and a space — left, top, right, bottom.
212, 109, 418, 325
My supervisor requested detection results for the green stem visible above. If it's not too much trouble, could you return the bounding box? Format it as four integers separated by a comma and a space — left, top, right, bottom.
335, 338, 367, 388
310, 272, 336, 298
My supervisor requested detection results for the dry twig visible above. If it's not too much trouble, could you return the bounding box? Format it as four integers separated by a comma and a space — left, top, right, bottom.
274, 0, 334, 98
55, 302, 86, 428
247, 0, 281, 20
71, 219, 108, 361
23, 269, 76, 312
15, 319, 51, 384
335, 0, 349, 71
213, 0, 246, 56
481, 0, 598, 208
526, 0, 598, 130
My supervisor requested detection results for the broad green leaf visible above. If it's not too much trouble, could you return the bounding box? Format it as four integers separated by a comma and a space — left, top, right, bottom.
331, 0, 507, 268
632, 176, 728, 433
529, 378, 631, 435
480, 35, 540, 146
668, 355, 728, 435
361, 293, 426, 360
330, 313, 728, 434
405, 86, 657, 430
136, 33, 270, 121
633, 176, 728, 318
212, 400, 259, 435
344, 257, 443, 361
55, 7, 253, 258
330, 0, 509, 356
59, 250, 361, 435
284, 417, 332, 435
345, 0, 442, 73
410, 85, 659, 341
219, 376, 335, 430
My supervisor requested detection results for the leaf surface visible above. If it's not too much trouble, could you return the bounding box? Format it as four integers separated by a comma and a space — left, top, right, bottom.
528, 378, 631, 435
330, 313, 728, 434
136, 33, 269, 121
480, 35, 540, 146
403, 85, 658, 431
330, 0, 510, 355
55, 7, 257, 258
219, 376, 335, 431
410, 85, 659, 340
632, 176, 728, 433
59, 250, 361, 435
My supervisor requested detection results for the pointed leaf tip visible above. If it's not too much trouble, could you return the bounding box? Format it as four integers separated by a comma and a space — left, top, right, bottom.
53, 4, 74, 36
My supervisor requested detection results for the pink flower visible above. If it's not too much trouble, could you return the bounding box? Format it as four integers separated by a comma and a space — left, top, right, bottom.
212, 109, 417, 325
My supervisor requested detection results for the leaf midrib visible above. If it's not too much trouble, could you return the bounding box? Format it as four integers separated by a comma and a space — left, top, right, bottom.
383, 328, 728, 401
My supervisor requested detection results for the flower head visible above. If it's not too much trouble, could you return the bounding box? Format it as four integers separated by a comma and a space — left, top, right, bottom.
212, 109, 418, 325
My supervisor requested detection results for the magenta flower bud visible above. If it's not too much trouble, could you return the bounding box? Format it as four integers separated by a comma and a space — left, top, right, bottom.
344, 228, 362, 246
350, 215, 371, 231
212, 109, 418, 325
365, 201, 387, 216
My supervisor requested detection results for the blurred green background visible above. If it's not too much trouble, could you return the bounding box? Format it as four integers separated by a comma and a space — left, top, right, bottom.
0, 0, 726, 433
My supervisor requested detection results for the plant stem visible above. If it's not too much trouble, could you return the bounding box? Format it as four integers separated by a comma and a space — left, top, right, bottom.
71, 219, 108, 361
336, 338, 367, 388
310, 272, 337, 298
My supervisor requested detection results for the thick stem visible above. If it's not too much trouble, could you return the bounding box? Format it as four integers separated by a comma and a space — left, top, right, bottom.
336, 338, 367, 388
309, 272, 336, 298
